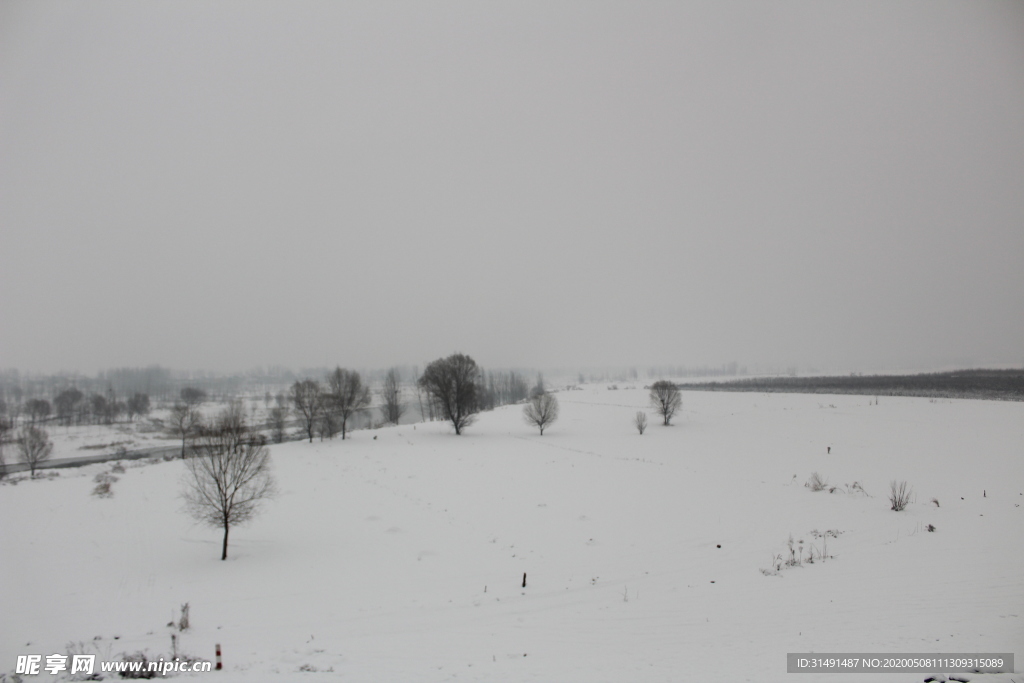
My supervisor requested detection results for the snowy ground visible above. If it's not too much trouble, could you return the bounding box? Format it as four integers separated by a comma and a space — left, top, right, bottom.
2, 387, 1021, 682
14, 414, 178, 462
9, 400, 273, 468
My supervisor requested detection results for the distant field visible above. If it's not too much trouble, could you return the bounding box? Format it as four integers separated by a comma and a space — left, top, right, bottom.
680, 368, 1024, 401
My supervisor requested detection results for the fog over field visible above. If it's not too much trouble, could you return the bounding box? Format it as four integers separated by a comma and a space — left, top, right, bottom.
2, 1, 1023, 376
2, 3, 1023, 682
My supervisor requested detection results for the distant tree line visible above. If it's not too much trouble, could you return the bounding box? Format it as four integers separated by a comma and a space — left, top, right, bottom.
682, 369, 1024, 401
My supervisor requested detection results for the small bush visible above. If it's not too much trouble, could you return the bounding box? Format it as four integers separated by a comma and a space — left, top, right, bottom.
634, 411, 647, 435
118, 652, 156, 679
92, 471, 119, 498
761, 530, 839, 575
805, 472, 828, 492
177, 602, 190, 631
889, 480, 912, 511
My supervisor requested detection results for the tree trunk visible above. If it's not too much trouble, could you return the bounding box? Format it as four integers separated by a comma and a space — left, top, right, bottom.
221, 522, 229, 561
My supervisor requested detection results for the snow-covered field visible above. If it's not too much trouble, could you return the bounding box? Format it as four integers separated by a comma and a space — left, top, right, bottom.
2, 387, 1021, 682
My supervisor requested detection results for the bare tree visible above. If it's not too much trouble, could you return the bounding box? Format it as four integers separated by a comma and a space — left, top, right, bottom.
180, 387, 207, 407
317, 406, 339, 440
168, 403, 203, 458
531, 373, 546, 399
290, 379, 323, 443
634, 411, 648, 435
0, 416, 9, 479
126, 393, 151, 421
418, 353, 480, 435
17, 425, 53, 477
25, 398, 51, 425
649, 380, 682, 426
218, 399, 247, 437
326, 368, 371, 440
54, 388, 83, 426
182, 415, 276, 560
268, 405, 289, 443
380, 368, 405, 426
523, 392, 559, 435
415, 385, 433, 421
89, 393, 108, 425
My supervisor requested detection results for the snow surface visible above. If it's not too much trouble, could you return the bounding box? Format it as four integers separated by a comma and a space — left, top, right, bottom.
2, 387, 1022, 682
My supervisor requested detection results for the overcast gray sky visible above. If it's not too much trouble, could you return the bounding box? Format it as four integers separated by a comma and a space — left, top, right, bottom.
2, 1, 1022, 375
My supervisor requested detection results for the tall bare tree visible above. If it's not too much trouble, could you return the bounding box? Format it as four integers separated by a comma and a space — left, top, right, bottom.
523, 392, 559, 436
290, 379, 323, 443
182, 414, 276, 560
418, 353, 480, 435
169, 403, 203, 458
380, 367, 405, 426
326, 368, 371, 440
17, 425, 53, 477
649, 380, 682, 426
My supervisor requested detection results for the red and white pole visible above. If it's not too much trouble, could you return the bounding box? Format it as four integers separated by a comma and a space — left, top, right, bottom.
215, 644, 222, 670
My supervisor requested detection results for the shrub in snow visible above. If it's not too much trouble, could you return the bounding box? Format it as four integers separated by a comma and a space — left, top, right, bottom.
177, 602, 190, 631
805, 472, 828, 492
762, 530, 838, 575
118, 651, 156, 679
889, 480, 912, 511
92, 471, 119, 498
634, 411, 647, 435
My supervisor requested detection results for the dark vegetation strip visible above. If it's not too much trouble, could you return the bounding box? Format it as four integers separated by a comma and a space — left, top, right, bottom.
680, 368, 1024, 401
